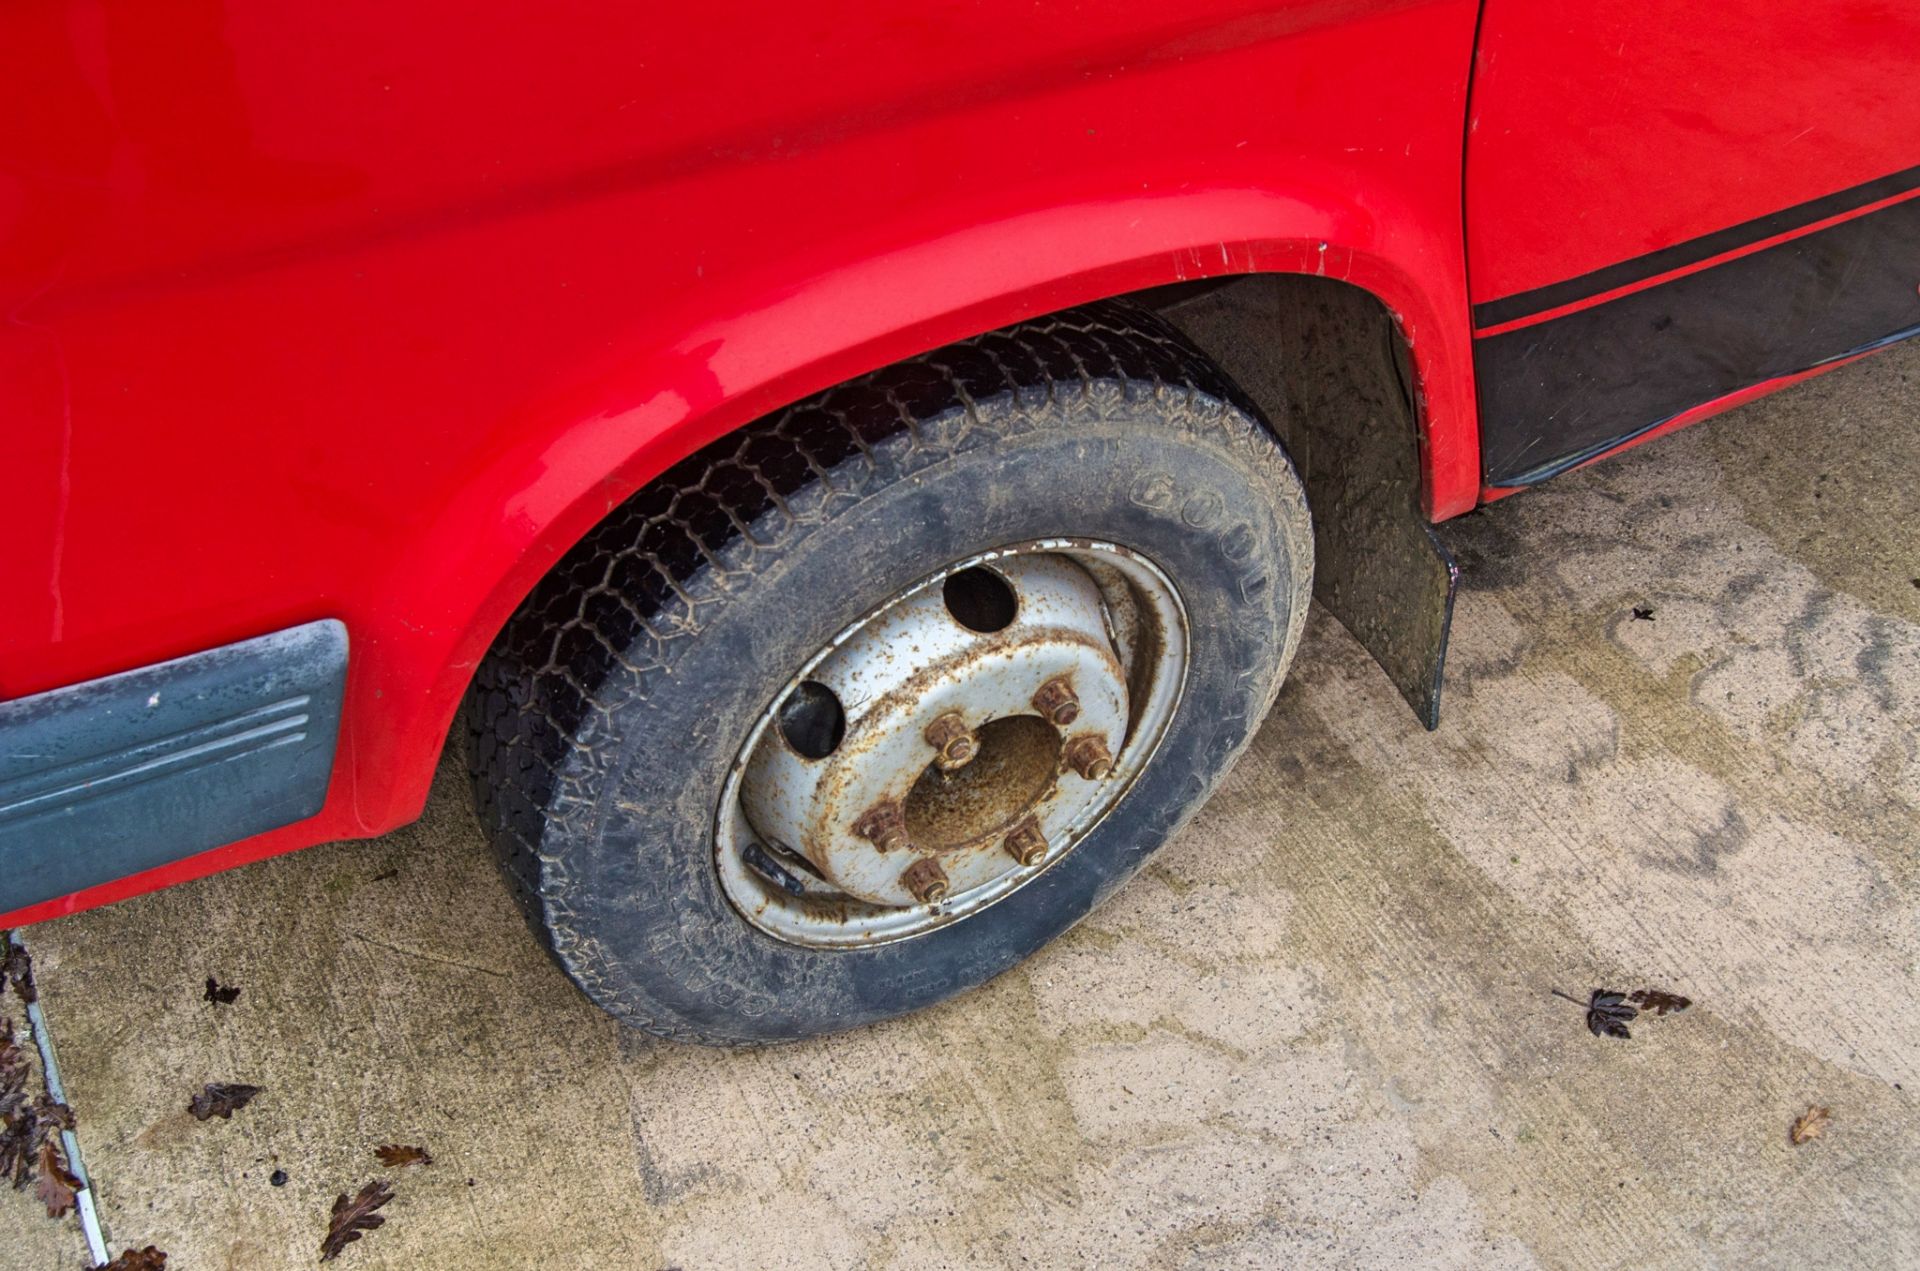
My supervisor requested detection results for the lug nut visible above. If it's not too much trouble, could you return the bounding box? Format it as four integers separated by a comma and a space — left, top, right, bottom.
1032, 675, 1081, 727
1064, 734, 1114, 781
1003, 817, 1048, 867
923, 711, 979, 771
901, 857, 950, 904
852, 799, 910, 853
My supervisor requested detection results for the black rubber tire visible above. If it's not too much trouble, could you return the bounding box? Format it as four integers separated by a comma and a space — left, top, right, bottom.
465, 300, 1313, 1044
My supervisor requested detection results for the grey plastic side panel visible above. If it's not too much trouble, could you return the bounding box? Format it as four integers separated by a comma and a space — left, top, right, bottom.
0, 620, 347, 912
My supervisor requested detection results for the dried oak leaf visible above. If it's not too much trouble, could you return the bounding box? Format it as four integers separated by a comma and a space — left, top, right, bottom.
321, 1179, 394, 1262
373, 1144, 431, 1168
1628, 988, 1692, 1016
103, 1248, 168, 1271
188, 1083, 261, 1122
203, 977, 241, 1006
1, 1028, 74, 1194
34, 1138, 80, 1217
1791, 1105, 1832, 1146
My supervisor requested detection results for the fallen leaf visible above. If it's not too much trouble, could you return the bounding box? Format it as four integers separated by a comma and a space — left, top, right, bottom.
103, 1248, 168, 1271
1631, 606, 1655, 621
34, 1138, 80, 1217
321, 1179, 394, 1262
2, 1026, 67, 1191
1, 939, 34, 1005
33, 1095, 74, 1136
188, 1083, 261, 1122
1628, 988, 1692, 1016
102, 1248, 168, 1271
1585, 994, 1635, 1039
1, 1014, 86, 1219
1790, 1105, 1832, 1145
0, 1122, 32, 1187
1579, 989, 1637, 1039
0, 1041, 35, 1186
0, 1021, 26, 1117
374, 1144, 431, 1168
203, 978, 241, 1006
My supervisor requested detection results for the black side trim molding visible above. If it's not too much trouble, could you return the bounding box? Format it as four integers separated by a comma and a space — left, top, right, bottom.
0, 620, 347, 912
1476, 190, 1920, 487
1474, 163, 1920, 330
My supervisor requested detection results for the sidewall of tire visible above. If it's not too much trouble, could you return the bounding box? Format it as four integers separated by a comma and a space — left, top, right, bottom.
537, 389, 1309, 1043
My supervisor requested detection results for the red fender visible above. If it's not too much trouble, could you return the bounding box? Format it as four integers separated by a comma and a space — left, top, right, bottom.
0, 0, 1480, 923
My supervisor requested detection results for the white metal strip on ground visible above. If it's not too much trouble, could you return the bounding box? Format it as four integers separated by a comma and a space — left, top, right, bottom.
10, 933, 110, 1267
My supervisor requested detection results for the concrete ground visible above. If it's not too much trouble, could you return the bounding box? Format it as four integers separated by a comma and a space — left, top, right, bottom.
5, 342, 1920, 1270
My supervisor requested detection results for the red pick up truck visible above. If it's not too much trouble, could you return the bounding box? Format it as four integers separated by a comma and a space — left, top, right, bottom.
3, 1, 1915, 1042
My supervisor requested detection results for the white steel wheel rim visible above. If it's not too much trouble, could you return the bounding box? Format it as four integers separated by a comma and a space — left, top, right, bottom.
714, 539, 1189, 949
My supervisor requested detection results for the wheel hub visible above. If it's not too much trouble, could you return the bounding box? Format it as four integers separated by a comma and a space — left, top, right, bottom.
717, 541, 1188, 947
742, 555, 1129, 906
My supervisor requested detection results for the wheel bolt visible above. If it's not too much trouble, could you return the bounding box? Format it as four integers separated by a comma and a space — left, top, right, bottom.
901, 857, 949, 904
923, 711, 979, 771
1031, 675, 1081, 726
1064, 734, 1114, 780
852, 799, 910, 853
1003, 817, 1048, 866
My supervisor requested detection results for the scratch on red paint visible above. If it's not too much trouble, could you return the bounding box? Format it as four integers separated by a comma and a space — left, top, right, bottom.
10, 296, 75, 641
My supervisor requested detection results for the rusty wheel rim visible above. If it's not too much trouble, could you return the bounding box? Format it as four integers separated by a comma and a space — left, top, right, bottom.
714, 540, 1188, 949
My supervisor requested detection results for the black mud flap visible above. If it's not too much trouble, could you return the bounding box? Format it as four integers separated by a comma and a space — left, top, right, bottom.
1307, 428, 1459, 730
1157, 277, 1459, 728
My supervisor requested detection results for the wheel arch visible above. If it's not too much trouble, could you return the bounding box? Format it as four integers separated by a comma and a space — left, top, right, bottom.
361, 194, 1477, 844
0, 201, 1472, 932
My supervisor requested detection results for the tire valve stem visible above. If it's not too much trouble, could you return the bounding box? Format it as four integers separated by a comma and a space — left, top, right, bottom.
741, 841, 809, 897
1032, 675, 1081, 727
1004, 817, 1048, 867
902, 857, 950, 905
923, 711, 979, 771
852, 799, 910, 853
1064, 734, 1114, 781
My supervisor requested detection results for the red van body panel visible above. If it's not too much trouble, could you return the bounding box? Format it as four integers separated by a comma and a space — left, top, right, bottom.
1465, 2, 1920, 488
0, 0, 1483, 922
3, 0, 1914, 925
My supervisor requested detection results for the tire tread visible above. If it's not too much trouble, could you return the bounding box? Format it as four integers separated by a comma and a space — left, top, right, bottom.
465, 299, 1308, 1043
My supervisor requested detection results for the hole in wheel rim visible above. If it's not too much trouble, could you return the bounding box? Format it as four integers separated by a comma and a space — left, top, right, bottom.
902, 715, 1061, 850
943, 567, 1018, 633
777, 681, 845, 759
